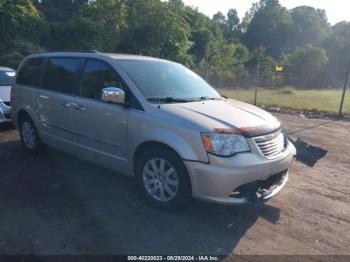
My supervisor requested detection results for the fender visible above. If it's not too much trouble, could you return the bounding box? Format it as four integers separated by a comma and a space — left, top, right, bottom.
129, 126, 209, 173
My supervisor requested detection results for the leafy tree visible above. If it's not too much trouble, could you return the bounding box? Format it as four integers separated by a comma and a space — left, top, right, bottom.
212, 11, 226, 28
167, 0, 185, 10
185, 8, 210, 61
225, 9, 240, 43
117, 0, 193, 65
0, 0, 346, 90
229, 43, 250, 86
39, 0, 127, 51
289, 6, 331, 49
0, 0, 46, 67
184, 6, 225, 79
208, 43, 250, 87
208, 43, 235, 87
243, 0, 293, 57
62, 0, 126, 51
283, 45, 328, 87
323, 21, 350, 87
36, 0, 89, 22
244, 47, 276, 87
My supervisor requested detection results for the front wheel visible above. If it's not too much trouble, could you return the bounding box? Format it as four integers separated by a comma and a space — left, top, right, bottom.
135, 147, 192, 210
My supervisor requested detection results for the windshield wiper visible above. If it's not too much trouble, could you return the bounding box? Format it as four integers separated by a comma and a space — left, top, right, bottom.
198, 96, 224, 101
147, 96, 225, 104
147, 97, 195, 103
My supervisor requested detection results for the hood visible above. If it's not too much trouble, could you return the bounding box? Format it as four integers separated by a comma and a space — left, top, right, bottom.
160, 99, 280, 137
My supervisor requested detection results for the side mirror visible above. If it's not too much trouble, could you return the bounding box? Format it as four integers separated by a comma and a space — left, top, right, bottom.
101, 87, 125, 104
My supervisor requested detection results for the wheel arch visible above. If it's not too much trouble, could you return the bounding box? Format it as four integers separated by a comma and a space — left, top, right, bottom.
133, 140, 193, 201
17, 109, 31, 124
133, 141, 184, 173
16, 109, 42, 142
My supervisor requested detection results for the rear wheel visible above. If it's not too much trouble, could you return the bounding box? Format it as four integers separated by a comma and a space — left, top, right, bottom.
19, 114, 43, 153
136, 147, 192, 210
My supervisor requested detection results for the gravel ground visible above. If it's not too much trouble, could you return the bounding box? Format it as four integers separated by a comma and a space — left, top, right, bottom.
0, 113, 349, 256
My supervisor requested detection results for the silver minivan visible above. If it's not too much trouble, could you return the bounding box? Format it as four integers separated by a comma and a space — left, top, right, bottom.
11, 52, 296, 209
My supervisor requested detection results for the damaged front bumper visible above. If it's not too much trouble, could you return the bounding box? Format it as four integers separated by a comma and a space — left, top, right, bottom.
185, 142, 295, 205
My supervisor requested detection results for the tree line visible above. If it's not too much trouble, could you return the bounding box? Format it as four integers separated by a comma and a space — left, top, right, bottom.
1, 0, 350, 89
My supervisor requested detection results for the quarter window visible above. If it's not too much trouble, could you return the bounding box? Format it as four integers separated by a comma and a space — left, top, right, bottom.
43, 58, 82, 94
16, 58, 44, 87
80, 59, 127, 100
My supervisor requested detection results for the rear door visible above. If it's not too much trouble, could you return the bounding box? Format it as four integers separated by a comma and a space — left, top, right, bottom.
35, 57, 83, 146
68, 59, 130, 170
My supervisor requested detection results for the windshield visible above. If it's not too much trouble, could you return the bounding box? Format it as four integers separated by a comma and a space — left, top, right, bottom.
0, 70, 15, 86
118, 60, 221, 102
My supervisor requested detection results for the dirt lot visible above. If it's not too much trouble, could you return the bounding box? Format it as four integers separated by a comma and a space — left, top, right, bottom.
0, 113, 349, 256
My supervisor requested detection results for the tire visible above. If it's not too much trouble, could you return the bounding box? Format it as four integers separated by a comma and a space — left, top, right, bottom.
19, 114, 43, 153
135, 147, 192, 210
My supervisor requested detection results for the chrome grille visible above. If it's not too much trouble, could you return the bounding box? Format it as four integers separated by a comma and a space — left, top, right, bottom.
253, 129, 286, 159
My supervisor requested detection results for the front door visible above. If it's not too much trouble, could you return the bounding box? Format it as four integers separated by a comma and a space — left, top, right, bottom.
69, 59, 129, 170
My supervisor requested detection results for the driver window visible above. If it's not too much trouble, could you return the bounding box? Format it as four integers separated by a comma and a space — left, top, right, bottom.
80, 59, 127, 100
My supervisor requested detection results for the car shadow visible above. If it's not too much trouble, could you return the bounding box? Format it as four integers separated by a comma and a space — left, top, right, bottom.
0, 139, 281, 256
0, 122, 14, 132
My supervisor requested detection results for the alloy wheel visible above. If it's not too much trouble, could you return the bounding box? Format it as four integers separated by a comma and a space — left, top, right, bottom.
142, 158, 179, 202
22, 121, 36, 149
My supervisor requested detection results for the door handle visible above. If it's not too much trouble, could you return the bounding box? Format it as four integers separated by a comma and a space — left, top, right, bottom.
70, 103, 86, 111
75, 105, 86, 111
60, 102, 86, 111
61, 102, 73, 108
39, 95, 50, 99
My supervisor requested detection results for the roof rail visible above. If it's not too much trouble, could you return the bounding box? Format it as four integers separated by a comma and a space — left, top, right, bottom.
45, 50, 100, 53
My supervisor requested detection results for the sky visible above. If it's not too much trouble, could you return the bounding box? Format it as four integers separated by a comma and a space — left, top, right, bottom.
181, 0, 350, 25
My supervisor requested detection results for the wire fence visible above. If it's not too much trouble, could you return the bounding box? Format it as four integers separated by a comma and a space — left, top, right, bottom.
197, 60, 350, 116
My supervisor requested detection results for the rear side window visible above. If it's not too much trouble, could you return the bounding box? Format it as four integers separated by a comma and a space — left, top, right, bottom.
80, 59, 127, 100
43, 58, 82, 94
16, 58, 44, 87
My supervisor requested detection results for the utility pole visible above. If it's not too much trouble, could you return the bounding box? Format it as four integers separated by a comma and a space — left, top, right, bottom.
339, 59, 350, 117
254, 55, 261, 106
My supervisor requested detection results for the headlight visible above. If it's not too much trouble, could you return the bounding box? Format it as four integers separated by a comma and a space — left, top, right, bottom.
201, 133, 250, 157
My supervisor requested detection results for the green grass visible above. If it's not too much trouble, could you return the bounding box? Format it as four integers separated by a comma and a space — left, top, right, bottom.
220, 88, 350, 114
